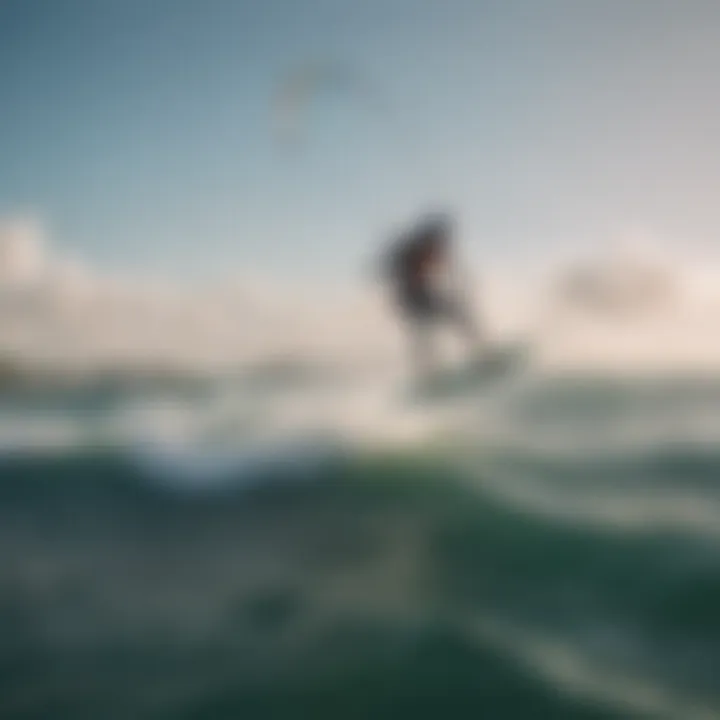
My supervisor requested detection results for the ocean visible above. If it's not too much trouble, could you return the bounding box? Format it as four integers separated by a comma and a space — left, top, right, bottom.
1, 359, 719, 720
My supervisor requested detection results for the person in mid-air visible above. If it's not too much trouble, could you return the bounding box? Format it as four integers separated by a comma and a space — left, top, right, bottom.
380, 212, 483, 376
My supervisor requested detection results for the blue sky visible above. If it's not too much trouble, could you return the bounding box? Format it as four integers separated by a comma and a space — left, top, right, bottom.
2, 0, 720, 279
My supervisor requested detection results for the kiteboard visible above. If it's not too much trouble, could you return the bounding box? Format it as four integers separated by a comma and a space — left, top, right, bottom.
408, 341, 530, 404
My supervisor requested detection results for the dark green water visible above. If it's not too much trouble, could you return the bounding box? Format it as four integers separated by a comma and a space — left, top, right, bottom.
1, 440, 718, 720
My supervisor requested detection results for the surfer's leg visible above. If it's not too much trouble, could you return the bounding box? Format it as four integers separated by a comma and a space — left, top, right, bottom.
404, 304, 441, 377
398, 287, 439, 376
407, 318, 435, 376
441, 297, 484, 353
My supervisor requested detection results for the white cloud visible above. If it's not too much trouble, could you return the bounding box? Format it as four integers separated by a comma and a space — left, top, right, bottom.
0, 217, 48, 288
2, 217, 720, 379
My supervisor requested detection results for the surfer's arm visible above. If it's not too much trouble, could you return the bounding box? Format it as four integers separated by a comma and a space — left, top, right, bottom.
447, 255, 484, 345
443, 254, 472, 309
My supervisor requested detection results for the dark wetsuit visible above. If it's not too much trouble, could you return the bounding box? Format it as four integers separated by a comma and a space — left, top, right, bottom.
385, 231, 466, 324
383, 222, 481, 372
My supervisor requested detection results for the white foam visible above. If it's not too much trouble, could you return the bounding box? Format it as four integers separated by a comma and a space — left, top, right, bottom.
469, 616, 719, 720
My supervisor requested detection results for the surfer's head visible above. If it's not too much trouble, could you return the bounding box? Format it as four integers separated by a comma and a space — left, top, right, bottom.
416, 212, 452, 257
